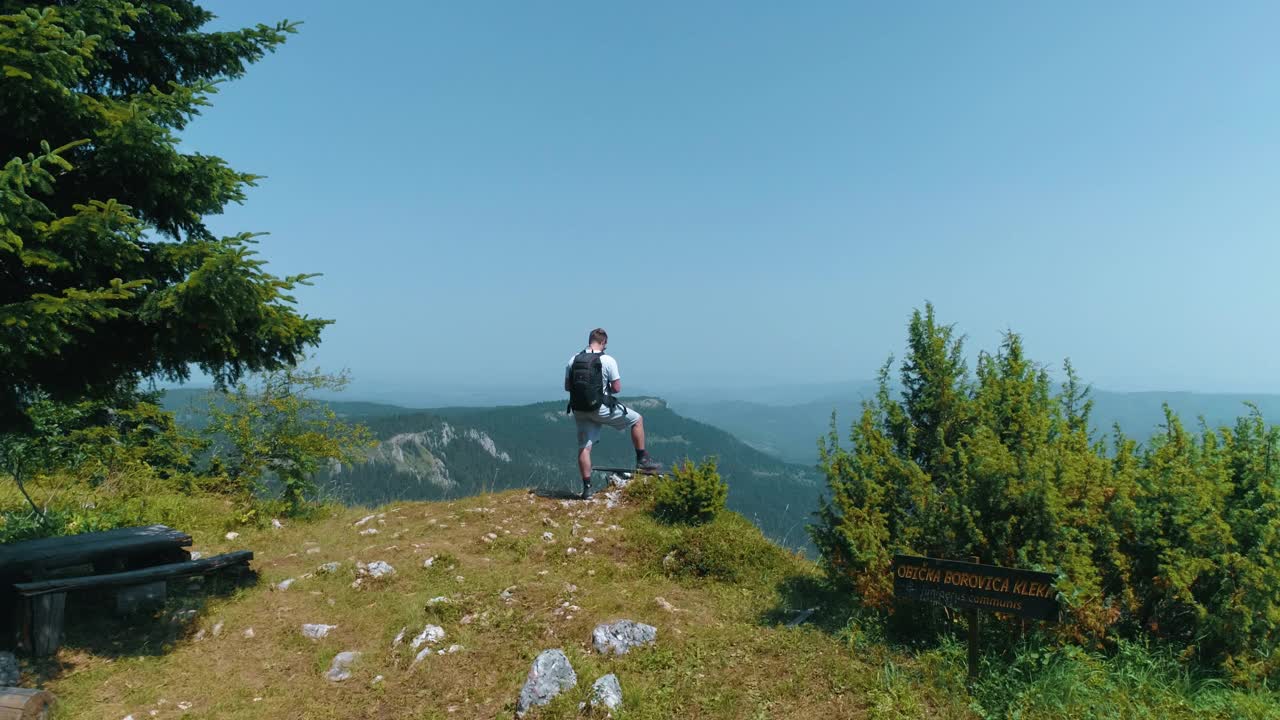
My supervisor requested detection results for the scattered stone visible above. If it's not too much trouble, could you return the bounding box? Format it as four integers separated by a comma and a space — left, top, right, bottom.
318, 562, 341, 574
243, 627, 255, 638
591, 673, 624, 711
193, 628, 206, 642
177, 701, 193, 711
276, 578, 296, 591
516, 649, 578, 717
302, 623, 337, 640
486, 532, 498, 540
427, 596, 450, 605
412, 646, 433, 665
787, 607, 819, 627
0, 650, 18, 686
455, 575, 465, 583
565, 548, 578, 555
655, 597, 681, 613
271, 518, 284, 529
224, 531, 240, 541
423, 556, 437, 568
306, 547, 322, 555
440, 644, 463, 655
359, 528, 379, 536
564, 583, 578, 594
371, 675, 385, 686
325, 651, 361, 682
460, 613, 477, 625
592, 620, 657, 655
354, 514, 377, 527
411, 625, 445, 650
365, 561, 395, 578
189, 551, 204, 560
212, 621, 224, 637
392, 627, 407, 647
541, 531, 555, 543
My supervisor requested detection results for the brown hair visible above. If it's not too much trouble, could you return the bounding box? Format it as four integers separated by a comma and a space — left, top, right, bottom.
588, 328, 608, 346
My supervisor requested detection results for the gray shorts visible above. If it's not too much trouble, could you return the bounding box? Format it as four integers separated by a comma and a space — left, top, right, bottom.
574, 404, 642, 449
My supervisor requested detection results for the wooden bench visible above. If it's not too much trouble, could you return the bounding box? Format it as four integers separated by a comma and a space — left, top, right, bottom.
0, 526, 253, 656
13, 551, 252, 656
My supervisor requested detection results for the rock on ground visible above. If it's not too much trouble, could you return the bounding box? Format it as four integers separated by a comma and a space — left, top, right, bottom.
302, 623, 337, 640
591, 673, 623, 711
325, 651, 361, 682
516, 649, 577, 717
592, 620, 657, 655
410, 625, 445, 650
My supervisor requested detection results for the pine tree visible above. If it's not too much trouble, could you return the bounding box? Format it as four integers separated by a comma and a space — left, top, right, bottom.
1, 2, 326, 432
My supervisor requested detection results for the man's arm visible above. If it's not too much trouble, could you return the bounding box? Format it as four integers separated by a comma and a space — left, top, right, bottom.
610, 379, 622, 394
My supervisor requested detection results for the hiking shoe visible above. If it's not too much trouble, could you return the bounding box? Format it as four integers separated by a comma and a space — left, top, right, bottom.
636, 454, 664, 474
580, 479, 592, 499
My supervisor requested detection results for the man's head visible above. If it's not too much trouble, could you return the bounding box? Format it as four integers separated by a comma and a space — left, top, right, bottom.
588, 328, 608, 350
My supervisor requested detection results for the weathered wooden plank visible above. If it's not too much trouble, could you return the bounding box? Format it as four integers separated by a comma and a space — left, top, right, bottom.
0, 686, 55, 719
14, 552, 253, 597
114, 581, 167, 615
0, 526, 191, 576
31, 595, 64, 657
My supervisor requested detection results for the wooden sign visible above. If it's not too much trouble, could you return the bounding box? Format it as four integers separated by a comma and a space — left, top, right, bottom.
892, 554, 1060, 622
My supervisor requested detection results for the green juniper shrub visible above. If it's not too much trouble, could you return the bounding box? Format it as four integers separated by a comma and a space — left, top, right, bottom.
661, 512, 791, 585
652, 457, 728, 525
811, 304, 1280, 684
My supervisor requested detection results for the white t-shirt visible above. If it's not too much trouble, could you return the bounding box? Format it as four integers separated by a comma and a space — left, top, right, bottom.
565, 351, 620, 394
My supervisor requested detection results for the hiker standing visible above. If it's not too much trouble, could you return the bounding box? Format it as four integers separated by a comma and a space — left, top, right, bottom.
565, 328, 664, 497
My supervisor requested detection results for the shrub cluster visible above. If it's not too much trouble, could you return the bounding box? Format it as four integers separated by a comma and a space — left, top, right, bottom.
811, 305, 1280, 684
652, 458, 729, 525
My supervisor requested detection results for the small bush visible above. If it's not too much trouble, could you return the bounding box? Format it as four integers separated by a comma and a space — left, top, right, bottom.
661, 512, 791, 584
653, 457, 727, 525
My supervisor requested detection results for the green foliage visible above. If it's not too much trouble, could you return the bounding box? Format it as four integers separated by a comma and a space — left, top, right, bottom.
811, 304, 1280, 683
653, 457, 729, 525
204, 366, 375, 510
0, 2, 327, 433
658, 511, 792, 584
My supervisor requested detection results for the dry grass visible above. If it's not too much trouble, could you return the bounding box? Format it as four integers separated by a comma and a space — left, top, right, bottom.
15, 485, 943, 719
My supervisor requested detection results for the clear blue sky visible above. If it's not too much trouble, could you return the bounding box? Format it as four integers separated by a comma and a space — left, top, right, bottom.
185, 1, 1280, 403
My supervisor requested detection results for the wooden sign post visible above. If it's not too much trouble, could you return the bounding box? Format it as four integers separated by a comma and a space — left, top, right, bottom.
891, 554, 1060, 683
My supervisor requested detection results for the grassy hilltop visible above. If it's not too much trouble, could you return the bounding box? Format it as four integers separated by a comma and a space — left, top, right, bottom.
5, 479, 1276, 720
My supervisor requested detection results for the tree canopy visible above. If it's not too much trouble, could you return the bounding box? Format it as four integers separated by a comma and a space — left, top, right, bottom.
0, 1, 327, 432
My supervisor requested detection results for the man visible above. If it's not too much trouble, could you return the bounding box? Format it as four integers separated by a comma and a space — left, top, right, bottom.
565, 328, 663, 498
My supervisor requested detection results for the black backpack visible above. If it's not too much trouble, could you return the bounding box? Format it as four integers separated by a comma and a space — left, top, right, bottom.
567, 351, 613, 413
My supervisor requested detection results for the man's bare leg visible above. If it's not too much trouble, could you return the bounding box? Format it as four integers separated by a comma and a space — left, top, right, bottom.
631, 416, 645, 450
578, 445, 592, 480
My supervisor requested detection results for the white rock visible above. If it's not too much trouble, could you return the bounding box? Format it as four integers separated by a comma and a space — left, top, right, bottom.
318, 562, 341, 574
302, 623, 337, 640
359, 528, 379, 536
189, 551, 204, 560
354, 514, 377, 527
371, 675, 385, 686
306, 547, 321, 555
243, 627, 255, 638
176, 702, 193, 711
392, 627, 407, 647
276, 578, 295, 591
224, 531, 240, 541
366, 561, 395, 578
591, 673, 624, 710
212, 621, 224, 636
423, 556, 437, 567
271, 518, 284, 529
410, 625, 445, 650
541, 532, 554, 542
325, 651, 361, 682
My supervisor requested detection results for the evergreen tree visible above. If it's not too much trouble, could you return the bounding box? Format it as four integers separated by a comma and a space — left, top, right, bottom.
0, 2, 326, 432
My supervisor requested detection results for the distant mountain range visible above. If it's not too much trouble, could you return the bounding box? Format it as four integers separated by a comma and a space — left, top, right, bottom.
672, 387, 1280, 464
160, 389, 821, 552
